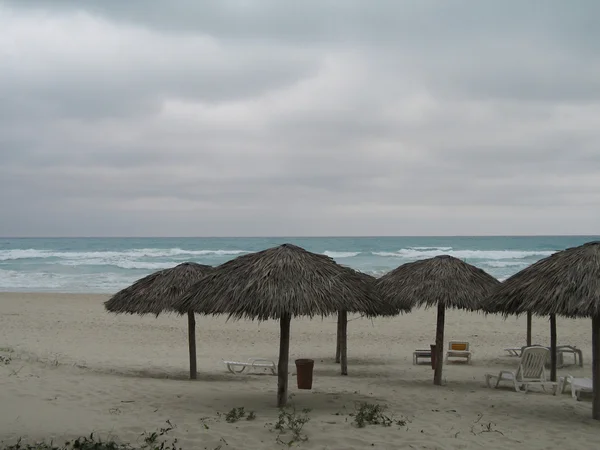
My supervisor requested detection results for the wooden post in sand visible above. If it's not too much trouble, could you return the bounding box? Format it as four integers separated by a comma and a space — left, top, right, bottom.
526, 311, 532, 347
335, 312, 342, 363
187, 311, 197, 380
592, 315, 600, 420
550, 314, 557, 382
277, 314, 291, 408
340, 310, 348, 375
433, 302, 445, 386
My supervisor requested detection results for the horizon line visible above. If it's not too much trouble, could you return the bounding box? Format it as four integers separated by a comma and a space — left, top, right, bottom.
2, 234, 599, 239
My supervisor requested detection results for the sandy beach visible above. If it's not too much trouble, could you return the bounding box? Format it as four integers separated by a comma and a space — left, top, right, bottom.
0, 292, 598, 449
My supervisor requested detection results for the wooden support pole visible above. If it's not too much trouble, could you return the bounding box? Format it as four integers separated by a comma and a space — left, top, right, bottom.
550, 314, 557, 382
187, 311, 197, 380
340, 310, 348, 375
433, 302, 445, 386
335, 311, 342, 363
592, 315, 600, 420
526, 311, 532, 347
277, 314, 291, 408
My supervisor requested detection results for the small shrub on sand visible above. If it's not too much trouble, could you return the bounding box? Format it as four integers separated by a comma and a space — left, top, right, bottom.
225, 407, 246, 423
271, 406, 311, 446
219, 407, 256, 424
351, 402, 407, 428
1, 421, 181, 450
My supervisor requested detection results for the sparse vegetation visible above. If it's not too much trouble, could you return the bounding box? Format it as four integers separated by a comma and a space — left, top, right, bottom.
470, 414, 504, 436
271, 406, 311, 446
351, 402, 407, 428
224, 407, 246, 423
217, 407, 256, 424
1, 422, 181, 450
0, 347, 12, 365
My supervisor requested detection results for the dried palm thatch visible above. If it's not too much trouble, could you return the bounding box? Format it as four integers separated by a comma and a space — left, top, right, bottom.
104, 262, 214, 380
172, 243, 388, 407
481, 241, 600, 420
173, 244, 388, 320
375, 255, 499, 385
376, 255, 500, 311
483, 241, 600, 318
105, 262, 214, 316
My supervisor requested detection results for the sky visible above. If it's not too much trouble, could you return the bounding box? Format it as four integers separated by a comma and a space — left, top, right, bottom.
1, 0, 599, 237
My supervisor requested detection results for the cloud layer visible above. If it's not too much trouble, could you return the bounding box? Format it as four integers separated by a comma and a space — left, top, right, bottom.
1, 1, 599, 236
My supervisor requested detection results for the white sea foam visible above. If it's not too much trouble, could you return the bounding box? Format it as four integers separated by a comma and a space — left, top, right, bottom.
409, 246, 453, 251
484, 261, 529, 268
373, 249, 555, 260
0, 248, 251, 261
0, 269, 141, 292
323, 251, 361, 258
0, 269, 65, 289
0, 249, 49, 261
111, 261, 180, 270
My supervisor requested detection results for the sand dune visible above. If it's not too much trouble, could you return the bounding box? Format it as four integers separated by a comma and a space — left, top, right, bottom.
0, 292, 598, 449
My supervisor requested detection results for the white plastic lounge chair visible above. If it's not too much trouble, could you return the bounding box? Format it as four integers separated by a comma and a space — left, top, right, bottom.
223, 358, 277, 375
504, 347, 523, 357
413, 349, 432, 365
503, 343, 542, 357
485, 346, 557, 393
558, 375, 593, 400
445, 341, 471, 364
503, 344, 583, 369
556, 346, 583, 367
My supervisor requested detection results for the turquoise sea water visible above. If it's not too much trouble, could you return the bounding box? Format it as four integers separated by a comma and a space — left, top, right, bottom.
0, 236, 597, 293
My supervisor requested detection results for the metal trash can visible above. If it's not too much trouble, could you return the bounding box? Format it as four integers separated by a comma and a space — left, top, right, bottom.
295, 359, 314, 389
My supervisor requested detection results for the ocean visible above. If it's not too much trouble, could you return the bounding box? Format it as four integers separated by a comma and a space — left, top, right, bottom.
0, 236, 597, 293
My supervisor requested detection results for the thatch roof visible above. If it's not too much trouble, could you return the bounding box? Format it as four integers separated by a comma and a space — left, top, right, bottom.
105, 262, 214, 316
346, 268, 406, 316
375, 255, 500, 311
482, 241, 600, 319
172, 244, 390, 320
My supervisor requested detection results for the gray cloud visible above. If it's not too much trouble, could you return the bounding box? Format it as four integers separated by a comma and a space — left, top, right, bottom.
1, 1, 599, 236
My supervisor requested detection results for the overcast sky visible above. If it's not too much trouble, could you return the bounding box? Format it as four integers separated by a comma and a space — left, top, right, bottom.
1, 1, 599, 237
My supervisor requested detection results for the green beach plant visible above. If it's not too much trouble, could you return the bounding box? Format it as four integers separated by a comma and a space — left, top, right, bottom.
1, 421, 181, 450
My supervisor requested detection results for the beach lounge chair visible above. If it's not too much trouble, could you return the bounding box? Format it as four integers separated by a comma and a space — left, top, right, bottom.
503, 343, 542, 357
223, 358, 277, 375
556, 346, 583, 367
557, 375, 593, 400
485, 346, 557, 393
503, 344, 583, 368
445, 341, 471, 364
413, 349, 432, 365
504, 347, 524, 357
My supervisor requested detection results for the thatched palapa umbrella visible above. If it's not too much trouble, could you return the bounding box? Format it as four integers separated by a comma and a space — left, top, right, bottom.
104, 262, 214, 380
172, 244, 387, 407
334, 270, 403, 375
376, 255, 500, 385
482, 276, 560, 383
483, 241, 600, 419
